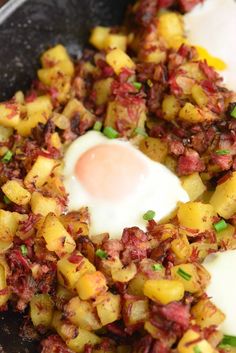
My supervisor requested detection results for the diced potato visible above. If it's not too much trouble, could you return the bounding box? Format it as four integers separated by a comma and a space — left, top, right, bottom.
16, 96, 53, 136
52, 310, 78, 341
96, 292, 121, 326
191, 84, 208, 107
76, 271, 107, 300
179, 103, 217, 124
181, 62, 205, 81
2, 180, 31, 206
24, 156, 56, 189
0, 101, 20, 128
111, 263, 137, 283
65, 296, 101, 331
191, 298, 225, 328
90, 26, 110, 50
93, 78, 113, 106
41, 44, 73, 68
139, 137, 168, 163
143, 49, 166, 64
177, 202, 215, 232
106, 48, 135, 75
216, 224, 236, 248
0, 263, 10, 306
57, 252, 95, 290
162, 95, 180, 121
0, 210, 18, 242
14, 91, 24, 104
181, 173, 206, 201
171, 234, 191, 262
66, 328, 101, 353
128, 266, 165, 296
178, 329, 214, 353
171, 264, 201, 293
0, 240, 12, 254
157, 12, 184, 48
31, 191, 60, 217
50, 132, 62, 150
190, 242, 218, 262
39, 213, 76, 255
62, 98, 95, 125
60, 212, 89, 238
104, 34, 127, 51
0, 126, 13, 142
30, 293, 54, 328
55, 285, 74, 310
143, 279, 184, 305
123, 297, 149, 326
210, 172, 236, 219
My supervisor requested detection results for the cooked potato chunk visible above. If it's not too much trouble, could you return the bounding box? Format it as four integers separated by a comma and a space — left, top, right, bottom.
123, 297, 149, 326
111, 263, 137, 283
2, 180, 31, 206
0, 210, 18, 242
171, 264, 201, 293
191, 298, 225, 328
31, 191, 60, 217
139, 137, 168, 163
89, 26, 110, 50
76, 271, 107, 300
0, 101, 20, 128
179, 103, 217, 124
104, 34, 127, 51
41, 44, 73, 68
191, 84, 208, 107
93, 78, 113, 106
106, 48, 135, 75
143, 279, 184, 305
171, 234, 191, 262
210, 172, 236, 218
162, 95, 180, 121
181, 173, 206, 201
66, 328, 101, 353
157, 12, 184, 48
62, 99, 95, 129
24, 156, 56, 189
30, 294, 54, 328
178, 329, 214, 353
177, 202, 215, 232
96, 292, 121, 326
0, 263, 10, 306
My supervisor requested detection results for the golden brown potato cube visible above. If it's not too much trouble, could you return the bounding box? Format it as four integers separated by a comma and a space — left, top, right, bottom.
65, 296, 101, 330
41, 44, 72, 67
143, 279, 184, 305
57, 252, 95, 290
96, 292, 121, 326
89, 26, 110, 50
111, 263, 137, 283
171, 264, 201, 293
52, 310, 78, 341
0, 126, 13, 142
177, 202, 215, 232
162, 95, 180, 121
66, 328, 101, 353
210, 172, 236, 219
0, 210, 18, 242
30, 191, 60, 217
191, 298, 225, 328
24, 156, 56, 189
93, 78, 113, 106
179, 103, 217, 124
171, 234, 191, 262
181, 173, 206, 201
55, 285, 74, 310
178, 329, 214, 353
60, 212, 89, 238
106, 48, 135, 75
104, 34, 127, 51
123, 297, 149, 326
30, 293, 54, 328
39, 213, 76, 255
191, 84, 208, 107
2, 180, 31, 206
216, 224, 236, 248
139, 137, 168, 163
0, 101, 20, 128
143, 49, 167, 64
76, 271, 107, 300
0, 263, 10, 306
157, 12, 184, 48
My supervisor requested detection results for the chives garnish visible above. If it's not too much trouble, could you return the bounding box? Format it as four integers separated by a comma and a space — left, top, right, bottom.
20, 244, 28, 256
147, 79, 153, 87
93, 121, 102, 131
230, 105, 236, 119
95, 249, 108, 259
134, 127, 148, 137
193, 346, 202, 353
177, 267, 192, 281
1, 150, 13, 163
133, 82, 142, 90
219, 335, 236, 348
103, 126, 119, 139
143, 210, 155, 221
215, 149, 230, 155
152, 264, 163, 271
214, 219, 228, 232
3, 195, 11, 204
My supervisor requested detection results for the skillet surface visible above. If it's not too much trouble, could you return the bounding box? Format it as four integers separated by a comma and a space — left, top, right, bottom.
0, 0, 132, 351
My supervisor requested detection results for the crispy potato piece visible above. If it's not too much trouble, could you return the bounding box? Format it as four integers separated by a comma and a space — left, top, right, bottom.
123, 297, 149, 326
181, 173, 206, 201
89, 26, 110, 50
111, 263, 137, 283
0, 210, 18, 242
106, 48, 135, 75
24, 156, 56, 189
139, 137, 168, 163
39, 213, 76, 255
2, 180, 31, 206
30, 294, 54, 328
162, 95, 180, 121
62, 99, 95, 129
104, 34, 127, 51
96, 292, 121, 326
177, 202, 215, 232
76, 271, 107, 300
157, 12, 184, 48
171, 264, 201, 293
30, 191, 61, 217
143, 279, 184, 305
0, 126, 13, 142
179, 103, 217, 124
210, 172, 236, 219
66, 328, 101, 353
41, 44, 73, 68
171, 234, 191, 262
0, 263, 10, 306
60, 212, 89, 238
0, 101, 20, 128
93, 78, 113, 106
178, 329, 214, 353
191, 298, 225, 328
191, 84, 208, 107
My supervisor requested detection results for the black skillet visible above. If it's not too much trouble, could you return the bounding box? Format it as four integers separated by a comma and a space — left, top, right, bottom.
0, 0, 133, 351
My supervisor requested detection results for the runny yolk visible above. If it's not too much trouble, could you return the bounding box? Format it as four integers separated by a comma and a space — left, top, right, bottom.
75, 144, 148, 201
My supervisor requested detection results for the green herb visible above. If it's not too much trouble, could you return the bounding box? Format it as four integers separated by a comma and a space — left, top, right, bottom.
93, 121, 102, 131
95, 249, 108, 259
152, 263, 163, 271
147, 79, 153, 87
1, 150, 13, 163
3, 195, 11, 204
214, 219, 228, 232
20, 244, 28, 256
133, 82, 142, 90
230, 105, 236, 119
215, 149, 230, 155
177, 267, 192, 281
103, 126, 119, 139
193, 346, 202, 353
143, 210, 155, 221
134, 127, 148, 137
219, 335, 236, 348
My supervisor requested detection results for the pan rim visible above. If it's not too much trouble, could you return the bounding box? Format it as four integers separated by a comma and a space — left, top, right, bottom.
0, 0, 28, 25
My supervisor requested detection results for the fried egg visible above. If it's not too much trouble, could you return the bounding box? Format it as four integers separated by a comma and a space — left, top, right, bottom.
63, 131, 189, 238
184, 0, 236, 91
203, 250, 236, 336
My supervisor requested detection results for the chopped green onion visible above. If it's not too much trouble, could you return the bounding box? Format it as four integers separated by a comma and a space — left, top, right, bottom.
230, 105, 236, 119
1, 150, 13, 163
3, 195, 11, 204
152, 263, 163, 271
219, 335, 236, 348
134, 127, 148, 137
20, 244, 28, 256
215, 149, 230, 155
95, 249, 108, 259
133, 82, 142, 90
93, 121, 102, 131
177, 267, 192, 281
143, 210, 155, 221
193, 346, 202, 353
147, 79, 153, 87
214, 219, 228, 232
103, 126, 119, 139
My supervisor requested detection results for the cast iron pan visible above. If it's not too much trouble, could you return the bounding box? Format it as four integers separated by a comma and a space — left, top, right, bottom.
0, 0, 133, 351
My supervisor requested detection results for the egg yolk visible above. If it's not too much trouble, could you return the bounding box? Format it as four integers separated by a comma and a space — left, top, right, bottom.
75, 144, 148, 201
